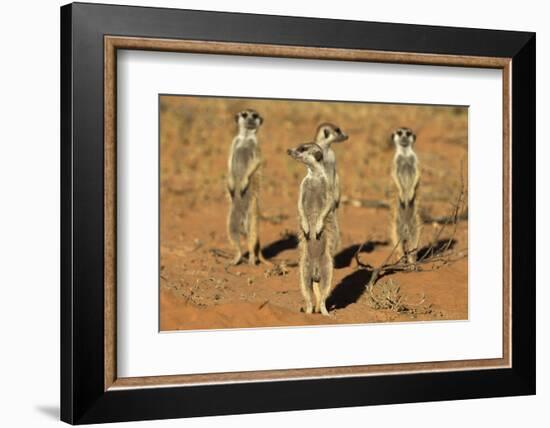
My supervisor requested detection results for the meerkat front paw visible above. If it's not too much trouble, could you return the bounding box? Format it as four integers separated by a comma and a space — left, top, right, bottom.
239, 180, 249, 197
227, 177, 236, 198
314, 222, 324, 240
228, 186, 235, 199
301, 224, 310, 240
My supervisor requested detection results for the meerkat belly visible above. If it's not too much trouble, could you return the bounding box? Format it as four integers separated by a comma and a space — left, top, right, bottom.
231, 144, 255, 181
396, 202, 416, 231
396, 155, 417, 200
229, 143, 256, 231
302, 180, 327, 231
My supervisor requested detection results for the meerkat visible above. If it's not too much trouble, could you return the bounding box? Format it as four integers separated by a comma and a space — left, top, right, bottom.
227, 109, 268, 266
287, 142, 336, 316
391, 127, 421, 263
314, 123, 348, 252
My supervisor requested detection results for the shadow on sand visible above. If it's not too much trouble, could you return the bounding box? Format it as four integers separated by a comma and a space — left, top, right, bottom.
262, 233, 299, 259
333, 240, 387, 269
327, 268, 374, 310
327, 239, 459, 310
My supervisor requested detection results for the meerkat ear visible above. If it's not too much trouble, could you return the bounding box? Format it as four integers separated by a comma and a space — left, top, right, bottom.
314, 151, 323, 162
323, 129, 330, 139
235, 113, 240, 123
259, 116, 263, 125
411, 133, 416, 142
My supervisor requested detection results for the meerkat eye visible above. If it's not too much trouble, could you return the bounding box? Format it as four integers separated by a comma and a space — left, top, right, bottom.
405, 130, 412, 137
335, 128, 341, 134
251, 113, 259, 119
396, 130, 403, 136
241, 112, 248, 118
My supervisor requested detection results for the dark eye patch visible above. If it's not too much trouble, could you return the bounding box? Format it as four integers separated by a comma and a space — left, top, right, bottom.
335, 127, 341, 133
314, 151, 323, 162
251, 113, 259, 119
396, 130, 403, 136
405, 130, 412, 137
241, 112, 248, 118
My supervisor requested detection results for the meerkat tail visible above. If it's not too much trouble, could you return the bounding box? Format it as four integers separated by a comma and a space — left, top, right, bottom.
227, 204, 243, 265
299, 255, 314, 314
246, 197, 259, 266
319, 253, 333, 316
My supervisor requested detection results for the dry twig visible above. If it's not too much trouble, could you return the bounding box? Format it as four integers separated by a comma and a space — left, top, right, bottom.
357, 165, 468, 288
341, 196, 391, 209
365, 279, 433, 315
260, 213, 289, 224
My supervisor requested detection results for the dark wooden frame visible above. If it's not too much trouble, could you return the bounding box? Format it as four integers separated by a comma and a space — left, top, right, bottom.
61, 2, 536, 424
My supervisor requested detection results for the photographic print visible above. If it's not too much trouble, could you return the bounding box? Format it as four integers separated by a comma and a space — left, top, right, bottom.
159, 95, 468, 331
62, 6, 535, 422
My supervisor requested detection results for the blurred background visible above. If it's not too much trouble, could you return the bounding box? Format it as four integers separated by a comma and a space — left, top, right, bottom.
160, 95, 467, 212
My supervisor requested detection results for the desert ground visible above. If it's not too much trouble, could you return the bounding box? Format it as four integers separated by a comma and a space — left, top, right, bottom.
159, 95, 468, 331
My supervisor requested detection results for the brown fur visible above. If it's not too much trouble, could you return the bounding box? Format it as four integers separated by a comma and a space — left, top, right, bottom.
298, 213, 337, 314
390, 127, 421, 262
227, 109, 270, 266
288, 142, 336, 315
391, 197, 420, 263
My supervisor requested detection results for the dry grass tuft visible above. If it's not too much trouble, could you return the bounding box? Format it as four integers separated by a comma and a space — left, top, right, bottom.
365, 279, 436, 316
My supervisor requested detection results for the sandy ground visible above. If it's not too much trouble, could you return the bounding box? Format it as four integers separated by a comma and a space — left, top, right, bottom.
159, 96, 468, 331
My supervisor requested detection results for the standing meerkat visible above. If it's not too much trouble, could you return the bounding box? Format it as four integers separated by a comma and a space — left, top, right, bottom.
314, 123, 348, 252
391, 127, 421, 263
287, 142, 336, 316
227, 108, 268, 266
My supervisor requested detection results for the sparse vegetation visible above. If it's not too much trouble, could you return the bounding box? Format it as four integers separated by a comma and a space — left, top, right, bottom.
159, 95, 468, 331
365, 279, 437, 316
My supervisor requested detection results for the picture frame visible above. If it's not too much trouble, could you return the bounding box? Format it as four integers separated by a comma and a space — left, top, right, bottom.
60, 2, 535, 424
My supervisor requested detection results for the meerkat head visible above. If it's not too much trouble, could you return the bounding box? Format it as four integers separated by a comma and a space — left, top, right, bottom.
235, 109, 263, 131
315, 123, 348, 145
392, 127, 416, 149
287, 143, 324, 167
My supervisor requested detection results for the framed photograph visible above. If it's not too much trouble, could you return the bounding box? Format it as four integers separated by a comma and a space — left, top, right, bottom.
60, 2, 535, 424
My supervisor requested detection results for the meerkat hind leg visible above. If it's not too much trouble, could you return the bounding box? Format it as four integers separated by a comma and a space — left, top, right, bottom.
333, 211, 341, 255
312, 282, 321, 313
406, 245, 417, 264
407, 231, 420, 265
